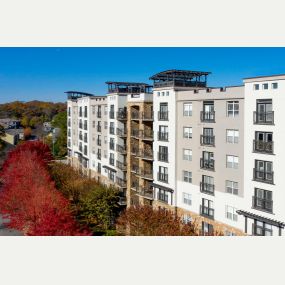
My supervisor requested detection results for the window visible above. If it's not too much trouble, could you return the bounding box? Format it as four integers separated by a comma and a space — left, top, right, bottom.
183, 127, 192, 138
225, 231, 236, 236
201, 101, 215, 122
158, 146, 168, 162
226, 129, 239, 144
201, 198, 214, 218
109, 153, 115, 165
201, 128, 214, 145
255, 99, 273, 124
157, 92, 160, 96
166, 91, 169, 96
158, 189, 168, 203
201, 221, 214, 235
254, 84, 259, 90
262, 83, 268, 90
225, 205, 238, 221
254, 131, 273, 153
158, 166, 168, 183
84, 106, 88, 117
201, 151, 214, 170
158, 125, 168, 141
182, 214, 192, 224
272, 82, 278, 89
104, 121, 108, 129
158, 103, 168, 120
183, 193, 192, 206
226, 180, 238, 195
253, 221, 272, 236
104, 136, 107, 144
183, 149, 192, 161
183, 103, 192, 116
253, 188, 273, 212
92, 106, 95, 115
254, 160, 273, 183
201, 175, 214, 194
162, 92, 165, 96
226, 155, 239, 169
227, 101, 239, 117
183, 171, 192, 183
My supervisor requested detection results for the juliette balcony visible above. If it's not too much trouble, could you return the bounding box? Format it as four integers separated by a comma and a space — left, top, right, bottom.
252, 196, 273, 213
253, 169, 274, 184
158, 111, 169, 121
253, 140, 273, 154
200, 182, 215, 195
200, 205, 215, 219
158, 132, 168, 142
200, 159, 215, 171
157, 172, 168, 183
200, 135, 215, 146
253, 111, 274, 125
200, 111, 215, 123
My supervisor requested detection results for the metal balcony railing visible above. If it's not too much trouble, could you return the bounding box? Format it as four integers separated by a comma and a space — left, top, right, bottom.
200, 158, 215, 170
200, 111, 215, 122
253, 140, 273, 154
200, 135, 215, 146
252, 196, 273, 213
253, 168, 274, 184
157, 173, 168, 183
158, 132, 168, 141
200, 205, 215, 219
158, 111, 169, 121
253, 111, 274, 125
158, 152, 168, 162
200, 182, 215, 195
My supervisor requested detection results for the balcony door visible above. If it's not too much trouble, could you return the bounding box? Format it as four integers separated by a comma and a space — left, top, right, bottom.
256, 99, 272, 122
255, 160, 273, 180
256, 132, 272, 143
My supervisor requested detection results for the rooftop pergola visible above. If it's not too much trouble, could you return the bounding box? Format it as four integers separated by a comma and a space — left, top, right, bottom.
65, 91, 95, 100
106, 81, 152, 94
149, 69, 211, 88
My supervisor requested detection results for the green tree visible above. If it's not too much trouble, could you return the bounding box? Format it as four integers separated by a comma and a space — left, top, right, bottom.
52, 111, 67, 158
21, 116, 30, 128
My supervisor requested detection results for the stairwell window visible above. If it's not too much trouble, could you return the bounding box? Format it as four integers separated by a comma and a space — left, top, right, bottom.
262, 83, 268, 90
183, 193, 192, 206
183, 171, 192, 183
183, 149, 192, 161
226, 180, 238, 195
183, 103, 192, 116
226, 129, 239, 144
227, 101, 239, 117
183, 127, 192, 138
225, 205, 238, 221
226, 155, 239, 169
254, 84, 259, 90
272, 82, 278, 89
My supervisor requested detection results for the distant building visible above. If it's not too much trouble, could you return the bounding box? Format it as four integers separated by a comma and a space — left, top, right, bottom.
1, 129, 21, 145
0, 118, 20, 129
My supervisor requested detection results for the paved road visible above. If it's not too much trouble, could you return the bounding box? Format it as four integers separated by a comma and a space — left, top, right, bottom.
0, 215, 23, 236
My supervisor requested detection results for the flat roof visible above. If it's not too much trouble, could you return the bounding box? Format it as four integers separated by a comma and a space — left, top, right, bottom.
243, 73, 285, 80
105, 81, 152, 87
65, 91, 95, 97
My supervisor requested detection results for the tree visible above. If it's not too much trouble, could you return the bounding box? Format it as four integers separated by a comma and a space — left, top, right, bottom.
117, 205, 199, 236
29, 116, 40, 128
0, 124, 5, 137
23, 127, 32, 140
21, 116, 30, 128
0, 142, 90, 236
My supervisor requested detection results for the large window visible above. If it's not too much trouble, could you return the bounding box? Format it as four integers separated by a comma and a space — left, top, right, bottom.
226, 129, 239, 144
158, 103, 168, 121
183, 149, 192, 161
226, 180, 238, 195
183, 193, 192, 206
226, 155, 239, 169
227, 101, 239, 117
225, 205, 238, 221
158, 125, 168, 141
183, 103, 192, 116
201, 221, 214, 235
158, 166, 168, 183
183, 171, 192, 183
254, 160, 273, 183
158, 189, 168, 203
253, 188, 273, 213
272, 82, 278, 89
183, 127, 192, 139
255, 99, 273, 124
253, 221, 273, 236
158, 146, 168, 162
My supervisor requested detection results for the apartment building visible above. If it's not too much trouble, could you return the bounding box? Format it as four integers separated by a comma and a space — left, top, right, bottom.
66, 70, 285, 236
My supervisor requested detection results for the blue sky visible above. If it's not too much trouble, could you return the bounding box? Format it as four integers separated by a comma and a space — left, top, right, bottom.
0, 47, 285, 103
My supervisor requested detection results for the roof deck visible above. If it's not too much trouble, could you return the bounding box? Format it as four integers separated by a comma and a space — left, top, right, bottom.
106, 81, 152, 94
150, 69, 211, 89
65, 91, 95, 100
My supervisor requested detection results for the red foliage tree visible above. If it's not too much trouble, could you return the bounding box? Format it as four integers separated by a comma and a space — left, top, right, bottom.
0, 142, 90, 236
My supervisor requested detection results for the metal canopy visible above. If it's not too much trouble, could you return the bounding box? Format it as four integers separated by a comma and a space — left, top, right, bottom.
65, 90, 95, 100
150, 69, 211, 88
237, 210, 285, 228
103, 165, 117, 173
106, 81, 152, 94
150, 182, 174, 193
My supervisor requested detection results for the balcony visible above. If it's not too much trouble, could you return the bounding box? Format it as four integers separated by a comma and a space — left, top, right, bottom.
79, 111, 82, 117
84, 136, 88, 143
252, 196, 273, 213
200, 205, 214, 219
109, 142, 115, 150
97, 152, 101, 160
97, 139, 101, 146
117, 110, 127, 120
140, 150, 153, 160
200, 111, 215, 123
118, 196, 127, 206
84, 112, 88, 118
79, 123, 83, 129
253, 111, 274, 125
109, 111, 115, 119
140, 169, 153, 180
109, 158, 115, 166
200, 182, 215, 195
131, 180, 139, 192
158, 132, 168, 142
158, 152, 168, 163
131, 146, 139, 156
117, 128, 127, 137
200, 159, 215, 171
253, 140, 273, 154
157, 172, 168, 183
116, 177, 127, 188
131, 110, 140, 120
158, 111, 169, 121
97, 125, 101, 132
79, 134, 83, 141
131, 164, 140, 175
200, 135, 215, 146
139, 187, 154, 199
141, 112, 153, 121
131, 129, 140, 138
84, 124, 88, 131
116, 144, 127, 154
116, 160, 127, 171
109, 127, 115, 135
253, 169, 274, 184
141, 130, 153, 141
97, 112, 101, 118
